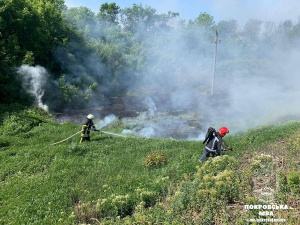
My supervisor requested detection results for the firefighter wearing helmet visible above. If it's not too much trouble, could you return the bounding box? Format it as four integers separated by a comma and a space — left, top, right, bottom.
79, 114, 98, 143
199, 127, 232, 162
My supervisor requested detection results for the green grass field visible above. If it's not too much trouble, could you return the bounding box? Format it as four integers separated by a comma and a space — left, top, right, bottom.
0, 108, 299, 224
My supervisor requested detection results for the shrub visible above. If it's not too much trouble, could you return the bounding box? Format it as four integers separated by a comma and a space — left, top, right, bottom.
287, 171, 300, 194
250, 153, 274, 176
195, 155, 239, 178
163, 156, 242, 224
135, 188, 159, 208
1, 107, 52, 135
75, 194, 134, 223
0, 103, 27, 123
143, 151, 167, 167
193, 168, 241, 206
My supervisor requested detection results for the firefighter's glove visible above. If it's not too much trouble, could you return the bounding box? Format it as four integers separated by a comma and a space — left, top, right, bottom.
227, 146, 233, 151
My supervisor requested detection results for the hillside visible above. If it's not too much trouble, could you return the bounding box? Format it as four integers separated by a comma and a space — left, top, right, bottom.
0, 108, 299, 224
2, 1, 300, 224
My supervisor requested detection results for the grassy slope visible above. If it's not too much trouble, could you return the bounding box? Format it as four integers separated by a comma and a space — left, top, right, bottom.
0, 108, 299, 224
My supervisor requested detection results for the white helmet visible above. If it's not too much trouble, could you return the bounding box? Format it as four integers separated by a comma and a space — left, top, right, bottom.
87, 114, 94, 119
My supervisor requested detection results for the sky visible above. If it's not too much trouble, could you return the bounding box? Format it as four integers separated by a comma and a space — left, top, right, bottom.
64, 0, 300, 24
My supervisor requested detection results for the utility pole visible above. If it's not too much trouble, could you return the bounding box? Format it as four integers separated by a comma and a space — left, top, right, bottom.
211, 30, 221, 95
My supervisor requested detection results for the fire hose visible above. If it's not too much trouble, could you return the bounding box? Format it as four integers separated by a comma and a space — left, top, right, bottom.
51, 130, 127, 145
50, 131, 82, 145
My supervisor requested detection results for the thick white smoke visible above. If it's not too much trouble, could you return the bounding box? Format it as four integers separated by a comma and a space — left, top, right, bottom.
95, 114, 118, 129
140, 97, 157, 117
122, 97, 159, 138
122, 97, 204, 139
17, 65, 49, 111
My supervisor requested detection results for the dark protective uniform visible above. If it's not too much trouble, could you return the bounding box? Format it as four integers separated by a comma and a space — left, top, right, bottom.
80, 119, 96, 143
199, 132, 228, 162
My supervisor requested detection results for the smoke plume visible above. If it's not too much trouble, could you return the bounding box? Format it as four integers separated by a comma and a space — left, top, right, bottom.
17, 65, 49, 111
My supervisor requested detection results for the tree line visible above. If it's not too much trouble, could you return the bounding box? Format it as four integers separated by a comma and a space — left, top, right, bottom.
1, 0, 300, 112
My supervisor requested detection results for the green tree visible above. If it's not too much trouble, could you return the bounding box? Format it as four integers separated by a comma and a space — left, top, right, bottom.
98, 2, 120, 24
0, 0, 41, 104
279, 20, 293, 34
0, 0, 73, 105
120, 4, 158, 34
195, 12, 215, 28
120, 3, 179, 41
64, 6, 96, 30
187, 12, 215, 34
217, 19, 238, 40
242, 19, 262, 40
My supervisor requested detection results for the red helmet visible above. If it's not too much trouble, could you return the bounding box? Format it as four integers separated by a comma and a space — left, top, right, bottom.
219, 127, 229, 136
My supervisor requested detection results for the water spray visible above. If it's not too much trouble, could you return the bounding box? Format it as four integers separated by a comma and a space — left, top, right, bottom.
96, 130, 128, 138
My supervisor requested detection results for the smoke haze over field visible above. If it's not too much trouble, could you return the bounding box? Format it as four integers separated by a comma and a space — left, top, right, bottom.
124, 24, 300, 137
26, 2, 300, 139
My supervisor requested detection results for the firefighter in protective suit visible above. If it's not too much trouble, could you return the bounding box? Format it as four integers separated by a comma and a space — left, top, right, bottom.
79, 114, 97, 143
199, 127, 231, 162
